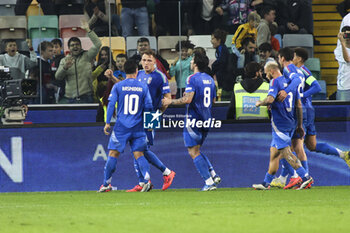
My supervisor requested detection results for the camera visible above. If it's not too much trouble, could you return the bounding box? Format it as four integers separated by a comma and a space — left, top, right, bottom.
343, 33, 350, 39
0, 66, 37, 125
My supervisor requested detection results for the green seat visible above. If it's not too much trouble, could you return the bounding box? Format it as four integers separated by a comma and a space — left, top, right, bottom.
305, 58, 321, 80
225, 34, 234, 54
28, 15, 58, 39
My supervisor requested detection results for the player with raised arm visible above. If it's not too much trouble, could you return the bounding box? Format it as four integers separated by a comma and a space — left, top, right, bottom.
162, 51, 221, 191
252, 61, 314, 190
126, 50, 175, 192
98, 59, 153, 193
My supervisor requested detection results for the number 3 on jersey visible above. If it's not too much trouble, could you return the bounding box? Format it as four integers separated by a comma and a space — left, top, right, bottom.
124, 94, 139, 115
204, 87, 211, 107
286, 92, 293, 112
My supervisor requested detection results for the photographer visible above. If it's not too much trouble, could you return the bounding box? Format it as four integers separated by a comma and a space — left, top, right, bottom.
334, 26, 350, 100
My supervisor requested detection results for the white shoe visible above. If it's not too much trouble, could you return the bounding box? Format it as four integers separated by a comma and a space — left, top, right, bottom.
97, 184, 112, 193
141, 181, 153, 192
252, 184, 270, 190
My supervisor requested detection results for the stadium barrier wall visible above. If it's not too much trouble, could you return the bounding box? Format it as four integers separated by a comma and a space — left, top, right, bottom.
1, 121, 349, 193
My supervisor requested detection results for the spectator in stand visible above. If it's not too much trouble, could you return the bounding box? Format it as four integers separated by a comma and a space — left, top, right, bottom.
113, 53, 127, 80
211, 29, 232, 100
155, 0, 181, 36
185, 0, 223, 35
258, 42, 274, 64
15, 0, 56, 15
55, 20, 102, 104
237, 37, 259, 72
0, 39, 37, 80
269, 22, 280, 52
130, 37, 170, 79
84, 0, 121, 36
92, 46, 116, 102
30, 41, 57, 104
217, 0, 255, 34
257, 6, 276, 47
51, 39, 65, 101
121, 0, 149, 37
335, 26, 350, 100
337, 0, 350, 17
231, 12, 260, 68
169, 40, 194, 98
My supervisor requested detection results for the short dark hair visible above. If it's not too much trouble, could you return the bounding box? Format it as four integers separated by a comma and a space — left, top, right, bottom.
175, 40, 194, 52
124, 59, 138, 74
260, 6, 275, 19
245, 62, 261, 79
4, 39, 16, 47
116, 53, 127, 59
242, 37, 255, 47
142, 49, 156, 58
278, 47, 294, 61
51, 38, 62, 47
193, 50, 209, 72
212, 28, 227, 44
341, 26, 350, 32
294, 47, 308, 63
67, 37, 81, 47
193, 47, 206, 56
38, 41, 53, 53
258, 42, 272, 52
137, 37, 150, 44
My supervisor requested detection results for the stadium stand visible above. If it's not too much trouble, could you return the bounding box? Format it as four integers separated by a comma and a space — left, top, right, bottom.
0, 16, 27, 39
59, 14, 87, 39
99, 36, 126, 58
55, 0, 85, 15
126, 36, 157, 57
157, 36, 187, 62
283, 34, 314, 57
0, 0, 16, 16
305, 57, 321, 80
26, 0, 44, 17
28, 15, 59, 39
189, 35, 216, 60
225, 34, 234, 54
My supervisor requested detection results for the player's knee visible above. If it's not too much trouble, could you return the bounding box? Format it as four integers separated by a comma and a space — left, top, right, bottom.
109, 150, 120, 158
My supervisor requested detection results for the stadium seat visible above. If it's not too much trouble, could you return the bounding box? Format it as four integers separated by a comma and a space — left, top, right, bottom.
0, 0, 16, 16
99, 36, 126, 58
157, 36, 187, 62
55, 0, 85, 15
225, 34, 234, 54
312, 80, 327, 100
0, 39, 29, 57
26, 0, 44, 17
274, 34, 282, 48
189, 35, 216, 60
282, 34, 314, 57
63, 37, 93, 55
28, 15, 58, 39
126, 36, 157, 57
304, 58, 321, 80
0, 16, 27, 39
59, 15, 87, 39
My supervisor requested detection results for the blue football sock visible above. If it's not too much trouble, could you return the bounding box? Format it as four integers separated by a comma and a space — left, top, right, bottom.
280, 159, 295, 176
301, 160, 309, 174
263, 172, 275, 186
144, 149, 166, 172
193, 155, 211, 181
103, 156, 118, 186
136, 156, 151, 181
316, 142, 341, 157
200, 152, 214, 171
296, 167, 307, 179
133, 158, 146, 184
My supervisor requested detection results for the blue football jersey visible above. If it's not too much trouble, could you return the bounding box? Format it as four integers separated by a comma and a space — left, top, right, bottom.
283, 64, 305, 96
185, 72, 216, 121
137, 69, 170, 111
106, 78, 153, 128
268, 75, 300, 131
300, 65, 321, 108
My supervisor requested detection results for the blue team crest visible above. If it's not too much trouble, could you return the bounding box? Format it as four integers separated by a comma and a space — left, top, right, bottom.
144, 110, 162, 129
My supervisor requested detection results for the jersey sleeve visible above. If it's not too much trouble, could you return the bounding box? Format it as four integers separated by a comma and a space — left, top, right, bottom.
161, 74, 171, 95
304, 77, 322, 98
185, 75, 195, 93
106, 84, 118, 124
268, 78, 279, 98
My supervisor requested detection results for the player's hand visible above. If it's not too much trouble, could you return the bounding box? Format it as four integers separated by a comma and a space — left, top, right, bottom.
255, 100, 262, 107
277, 90, 287, 102
104, 124, 111, 135
162, 97, 172, 106
295, 126, 305, 139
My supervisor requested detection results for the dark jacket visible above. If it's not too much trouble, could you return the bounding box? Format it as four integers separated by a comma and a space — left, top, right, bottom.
226, 77, 264, 119
121, 0, 146, 8
212, 44, 235, 91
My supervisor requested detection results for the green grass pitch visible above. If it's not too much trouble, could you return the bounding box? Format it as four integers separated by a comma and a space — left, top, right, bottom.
1, 186, 349, 233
